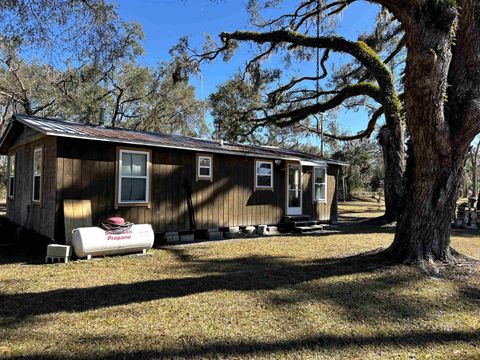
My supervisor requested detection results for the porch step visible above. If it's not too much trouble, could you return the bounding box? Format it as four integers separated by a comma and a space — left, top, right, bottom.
278, 215, 323, 233
291, 220, 320, 227
281, 215, 311, 223
295, 224, 324, 234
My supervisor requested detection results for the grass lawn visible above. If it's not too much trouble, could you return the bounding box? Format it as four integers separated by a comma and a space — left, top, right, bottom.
0, 202, 479, 359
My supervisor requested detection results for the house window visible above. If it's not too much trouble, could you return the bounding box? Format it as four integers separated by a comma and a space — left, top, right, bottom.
313, 167, 327, 202
197, 154, 212, 181
32, 147, 42, 202
8, 154, 15, 198
118, 149, 150, 204
255, 160, 273, 189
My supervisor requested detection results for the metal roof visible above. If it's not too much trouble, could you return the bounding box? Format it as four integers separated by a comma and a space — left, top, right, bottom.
1, 114, 347, 166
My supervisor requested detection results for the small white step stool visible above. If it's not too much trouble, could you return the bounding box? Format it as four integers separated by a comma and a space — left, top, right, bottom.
46, 244, 72, 263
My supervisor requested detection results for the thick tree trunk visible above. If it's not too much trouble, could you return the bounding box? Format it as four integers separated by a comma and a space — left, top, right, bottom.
385, 4, 463, 263
473, 156, 478, 198
472, 143, 479, 198
370, 0, 480, 263
379, 124, 404, 222
386, 148, 464, 262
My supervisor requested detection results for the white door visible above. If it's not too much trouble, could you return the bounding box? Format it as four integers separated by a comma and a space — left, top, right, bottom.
287, 163, 302, 215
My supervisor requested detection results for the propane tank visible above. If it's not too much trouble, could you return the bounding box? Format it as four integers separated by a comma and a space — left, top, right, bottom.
72, 224, 154, 258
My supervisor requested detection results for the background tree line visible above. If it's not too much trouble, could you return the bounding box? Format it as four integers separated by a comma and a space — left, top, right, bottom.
0, 0, 209, 198
0, 25, 207, 137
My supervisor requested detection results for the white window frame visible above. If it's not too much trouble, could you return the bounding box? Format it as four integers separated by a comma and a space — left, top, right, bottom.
117, 149, 150, 205
312, 167, 327, 203
32, 146, 43, 203
197, 154, 213, 181
8, 153, 15, 199
255, 160, 274, 190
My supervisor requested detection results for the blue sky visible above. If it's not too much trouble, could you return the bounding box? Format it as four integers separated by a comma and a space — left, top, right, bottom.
116, 0, 380, 136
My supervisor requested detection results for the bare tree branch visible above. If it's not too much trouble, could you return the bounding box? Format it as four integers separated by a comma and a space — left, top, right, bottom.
256, 82, 382, 127
322, 107, 384, 140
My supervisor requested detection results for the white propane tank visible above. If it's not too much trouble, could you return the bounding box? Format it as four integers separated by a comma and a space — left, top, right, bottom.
71, 224, 154, 258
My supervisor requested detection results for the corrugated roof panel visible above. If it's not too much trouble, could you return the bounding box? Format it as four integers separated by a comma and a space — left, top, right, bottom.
11, 114, 346, 165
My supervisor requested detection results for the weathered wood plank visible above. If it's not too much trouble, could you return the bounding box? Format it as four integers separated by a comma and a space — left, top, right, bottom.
63, 199, 92, 244
165, 154, 173, 231
63, 157, 73, 201
73, 158, 82, 196
63, 200, 74, 244
151, 153, 160, 231
106, 152, 115, 221
82, 199, 92, 228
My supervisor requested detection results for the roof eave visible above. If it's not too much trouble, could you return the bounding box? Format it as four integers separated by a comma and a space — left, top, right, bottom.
43, 130, 344, 164
5, 115, 348, 166
0, 120, 16, 155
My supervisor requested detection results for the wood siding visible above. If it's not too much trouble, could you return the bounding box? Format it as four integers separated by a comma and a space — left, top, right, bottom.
6, 134, 57, 239
52, 138, 339, 241
54, 139, 287, 237
302, 166, 339, 223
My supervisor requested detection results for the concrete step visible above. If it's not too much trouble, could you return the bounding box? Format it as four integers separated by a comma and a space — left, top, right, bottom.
292, 220, 319, 227
265, 226, 280, 235
224, 227, 244, 239
165, 231, 179, 243
179, 233, 195, 243
282, 215, 311, 223
295, 224, 324, 233
244, 226, 257, 236
207, 230, 223, 241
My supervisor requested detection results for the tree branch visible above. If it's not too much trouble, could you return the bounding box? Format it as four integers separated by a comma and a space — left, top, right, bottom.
383, 36, 406, 65
447, 0, 480, 143
256, 82, 382, 127
323, 107, 384, 140
219, 30, 396, 100
244, 43, 276, 75
32, 98, 56, 115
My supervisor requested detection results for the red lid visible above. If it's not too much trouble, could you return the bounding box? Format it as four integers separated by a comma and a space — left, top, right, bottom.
105, 217, 125, 225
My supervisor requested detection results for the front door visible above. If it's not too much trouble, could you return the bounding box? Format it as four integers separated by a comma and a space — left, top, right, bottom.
287, 163, 302, 215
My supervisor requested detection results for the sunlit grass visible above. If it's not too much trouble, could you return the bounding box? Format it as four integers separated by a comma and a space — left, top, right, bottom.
0, 201, 478, 359
338, 198, 386, 220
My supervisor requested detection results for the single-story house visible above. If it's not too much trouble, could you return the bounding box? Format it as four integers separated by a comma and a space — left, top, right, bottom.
0, 114, 345, 243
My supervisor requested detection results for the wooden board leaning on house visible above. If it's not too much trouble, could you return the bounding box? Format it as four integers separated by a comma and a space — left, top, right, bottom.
64, 200, 92, 244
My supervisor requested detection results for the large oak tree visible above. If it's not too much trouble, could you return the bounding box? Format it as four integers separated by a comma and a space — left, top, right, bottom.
185, 0, 480, 263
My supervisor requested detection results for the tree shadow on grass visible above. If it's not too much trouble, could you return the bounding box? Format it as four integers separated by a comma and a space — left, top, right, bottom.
0, 244, 47, 265
323, 224, 396, 235
1, 253, 374, 324
0, 225, 50, 265
268, 272, 425, 323
2, 248, 479, 359
451, 228, 480, 239
164, 247, 455, 324
0, 248, 448, 328
5, 329, 480, 359
459, 285, 480, 305
338, 208, 384, 215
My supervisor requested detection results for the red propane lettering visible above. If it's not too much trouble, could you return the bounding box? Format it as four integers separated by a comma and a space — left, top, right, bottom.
105, 230, 133, 241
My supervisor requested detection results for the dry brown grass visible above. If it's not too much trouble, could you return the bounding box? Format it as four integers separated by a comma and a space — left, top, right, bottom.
0, 201, 478, 359
338, 199, 386, 221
